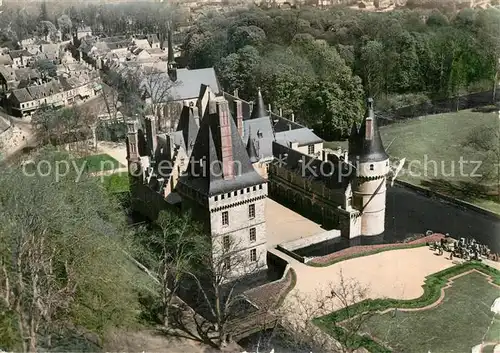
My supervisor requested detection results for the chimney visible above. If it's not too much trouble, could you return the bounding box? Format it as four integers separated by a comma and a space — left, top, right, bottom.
126, 120, 139, 162
233, 99, 243, 137
288, 123, 292, 131
279, 108, 282, 116
365, 98, 374, 141
145, 116, 157, 157
216, 100, 234, 180
234, 88, 239, 98
268, 104, 272, 114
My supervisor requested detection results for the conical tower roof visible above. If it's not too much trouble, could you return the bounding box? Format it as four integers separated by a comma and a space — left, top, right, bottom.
249, 88, 268, 120
246, 136, 259, 163
354, 98, 389, 163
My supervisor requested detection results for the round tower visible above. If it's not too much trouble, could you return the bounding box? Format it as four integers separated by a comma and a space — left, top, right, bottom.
349, 98, 390, 242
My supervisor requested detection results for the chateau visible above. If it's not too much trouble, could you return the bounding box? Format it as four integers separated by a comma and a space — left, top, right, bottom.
126, 78, 390, 280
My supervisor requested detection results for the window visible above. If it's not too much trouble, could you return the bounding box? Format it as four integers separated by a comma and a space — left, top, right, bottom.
214, 196, 218, 201
308, 144, 315, 154
250, 249, 257, 262
222, 211, 229, 226
369, 164, 374, 171
234, 191, 237, 196
253, 186, 256, 191
223, 257, 231, 270
223, 236, 230, 251
221, 194, 225, 200
259, 184, 263, 190
249, 228, 256, 242
249, 204, 255, 219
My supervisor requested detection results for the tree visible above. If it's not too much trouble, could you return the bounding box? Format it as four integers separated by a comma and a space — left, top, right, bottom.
33, 59, 57, 79
271, 270, 374, 353
464, 124, 500, 201
37, 21, 58, 42
185, 234, 266, 348
0, 149, 141, 352
359, 40, 385, 97
145, 211, 203, 327
57, 14, 72, 38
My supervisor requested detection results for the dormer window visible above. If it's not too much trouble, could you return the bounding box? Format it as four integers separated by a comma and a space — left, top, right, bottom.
369, 164, 374, 171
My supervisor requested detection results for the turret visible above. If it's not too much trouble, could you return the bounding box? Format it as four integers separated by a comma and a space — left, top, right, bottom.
250, 88, 268, 120
350, 98, 390, 243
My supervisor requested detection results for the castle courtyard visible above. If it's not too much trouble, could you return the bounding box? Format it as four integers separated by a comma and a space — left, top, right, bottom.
265, 198, 326, 248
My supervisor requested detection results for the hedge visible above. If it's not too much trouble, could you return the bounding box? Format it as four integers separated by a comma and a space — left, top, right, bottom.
313, 261, 500, 352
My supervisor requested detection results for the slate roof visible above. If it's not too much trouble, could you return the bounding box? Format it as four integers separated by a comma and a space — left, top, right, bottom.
140, 68, 220, 102
249, 89, 268, 120
223, 92, 252, 119
272, 141, 353, 190
11, 88, 33, 103
14, 68, 40, 81
348, 98, 389, 163
176, 104, 200, 156
246, 136, 259, 163
180, 97, 264, 196
0, 66, 16, 81
243, 117, 274, 160
9, 50, 32, 59
275, 127, 323, 147
0, 55, 13, 65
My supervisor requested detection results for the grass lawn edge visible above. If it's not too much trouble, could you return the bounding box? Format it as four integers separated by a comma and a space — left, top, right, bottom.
313, 261, 500, 353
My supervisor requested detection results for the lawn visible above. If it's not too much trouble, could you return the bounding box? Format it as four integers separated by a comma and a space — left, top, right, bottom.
360, 271, 500, 352
102, 172, 130, 193
77, 153, 123, 173
379, 109, 500, 213
327, 109, 500, 214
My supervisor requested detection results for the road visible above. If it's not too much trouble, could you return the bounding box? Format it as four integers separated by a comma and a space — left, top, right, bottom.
385, 185, 500, 253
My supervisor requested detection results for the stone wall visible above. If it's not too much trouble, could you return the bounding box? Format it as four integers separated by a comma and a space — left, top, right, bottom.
268, 164, 353, 235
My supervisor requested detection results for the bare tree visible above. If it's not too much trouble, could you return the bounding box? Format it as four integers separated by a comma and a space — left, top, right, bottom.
149, 210, 203, 328
184, 234, 266, 348
272, 270, 374, 353
464, 124, 500, 201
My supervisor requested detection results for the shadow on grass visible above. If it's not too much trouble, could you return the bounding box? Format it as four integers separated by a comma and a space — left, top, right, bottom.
420, 178, 498, 203
471, 105, 499, 113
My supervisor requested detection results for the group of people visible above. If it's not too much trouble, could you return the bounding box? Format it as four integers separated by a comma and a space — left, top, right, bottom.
429, 237, 493, 261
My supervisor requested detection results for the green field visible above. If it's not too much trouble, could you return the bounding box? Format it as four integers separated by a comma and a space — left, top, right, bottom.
314, 263, 500, 353
361, 271, 500, 352
77, 153, 123, 173
327, 109, 500, 214
102, 173, 130, 193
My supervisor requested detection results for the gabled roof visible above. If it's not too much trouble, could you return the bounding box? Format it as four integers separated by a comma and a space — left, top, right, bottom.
11, 88, 33, 103
140, 67, 220, 102
14, 68, 40, 81
180, 97, 264, 196
275, 127, 323, 147
0, 66, 16, 81
9, 49, 32, 59
0, 55, 13, 65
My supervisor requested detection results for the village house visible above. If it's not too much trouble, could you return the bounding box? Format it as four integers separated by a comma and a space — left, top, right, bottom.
77, 26, 93, 40
9, 50, 35, 68
7, 70, 101, 118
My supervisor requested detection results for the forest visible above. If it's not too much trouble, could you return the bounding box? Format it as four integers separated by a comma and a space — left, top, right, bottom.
1, 3, 498, 139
